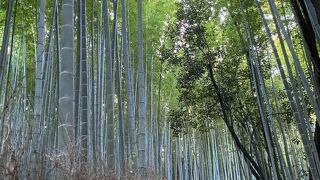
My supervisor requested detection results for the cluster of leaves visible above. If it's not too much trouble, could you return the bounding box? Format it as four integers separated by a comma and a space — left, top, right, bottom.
160, 0, 278, 138
160, 0, 218, 135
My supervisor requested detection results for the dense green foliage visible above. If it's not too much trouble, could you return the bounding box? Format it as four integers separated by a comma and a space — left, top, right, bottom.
0, 0, 320, 179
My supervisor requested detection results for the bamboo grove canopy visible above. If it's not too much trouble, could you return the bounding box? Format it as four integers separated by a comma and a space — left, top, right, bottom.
0, 0, 320, 179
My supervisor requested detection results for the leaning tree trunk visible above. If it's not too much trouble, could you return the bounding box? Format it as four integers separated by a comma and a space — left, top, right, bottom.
300, 0, 320, 39
291, 0, 320, 164
207, 63, 265, 180
244, 19, 280, 180
256, 0, 320, 178
0, 0, 14, 101
0, 0, 15, 150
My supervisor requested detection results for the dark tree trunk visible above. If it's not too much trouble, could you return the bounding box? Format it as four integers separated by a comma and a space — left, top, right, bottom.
291, 1, 320, 175
292, 0, 320, 70
207, 63, 266, 180
310, 0, 320, 22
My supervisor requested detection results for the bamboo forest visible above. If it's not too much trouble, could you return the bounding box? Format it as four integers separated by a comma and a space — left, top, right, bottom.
2, 0, 320, 179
